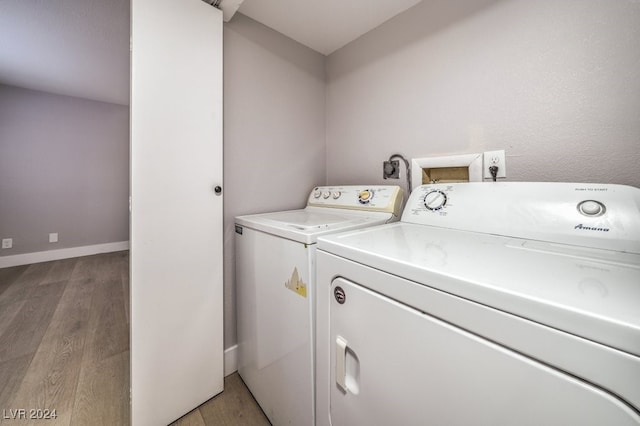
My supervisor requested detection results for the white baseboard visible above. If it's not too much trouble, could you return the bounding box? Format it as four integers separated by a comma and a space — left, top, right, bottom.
224, 344, 238, 377
0, 241, 130, 268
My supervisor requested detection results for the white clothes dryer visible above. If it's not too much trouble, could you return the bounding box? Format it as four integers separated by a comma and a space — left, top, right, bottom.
316, 182, 640, 426
235, 185, 403, 426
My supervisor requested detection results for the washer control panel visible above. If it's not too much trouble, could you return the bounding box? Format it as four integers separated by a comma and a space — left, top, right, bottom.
308, 185, 404, 216
402, 182, 640, 253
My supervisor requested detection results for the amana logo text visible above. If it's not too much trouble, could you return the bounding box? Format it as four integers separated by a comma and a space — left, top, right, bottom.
574, 224, 610, 232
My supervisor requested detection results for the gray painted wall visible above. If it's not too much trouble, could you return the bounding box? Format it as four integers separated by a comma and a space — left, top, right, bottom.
325, 0, 640, 190
0, 84, 129, 256
223, 14, 326, 347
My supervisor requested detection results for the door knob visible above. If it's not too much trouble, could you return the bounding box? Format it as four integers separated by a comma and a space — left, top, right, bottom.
214, 185, 222, 195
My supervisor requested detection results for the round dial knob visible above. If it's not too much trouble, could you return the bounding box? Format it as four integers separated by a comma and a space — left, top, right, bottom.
313, 189, 322, 199
358, 189, 373, 204
578, 200, 605, 217
424, 190, 447, 211
322, 191, 331, 199
332, 191, 341, 199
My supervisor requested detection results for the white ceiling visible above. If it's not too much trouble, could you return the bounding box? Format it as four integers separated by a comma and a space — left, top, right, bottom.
0, 0, 422, 105
238, 0, 423, 56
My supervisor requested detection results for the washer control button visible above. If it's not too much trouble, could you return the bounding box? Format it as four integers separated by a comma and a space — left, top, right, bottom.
358, 189, 373, 204
578, 200, 605, 217
322, 191, 331, 199
332, 191, 341, 199
424, 190, 447, 211
313, 189, 322, 198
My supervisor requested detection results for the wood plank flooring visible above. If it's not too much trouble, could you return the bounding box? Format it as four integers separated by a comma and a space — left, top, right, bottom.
0, 252, 270, 426
170, 374, 270, 426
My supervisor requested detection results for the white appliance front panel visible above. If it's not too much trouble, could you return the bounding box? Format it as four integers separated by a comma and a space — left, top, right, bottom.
315, 251, 640, 426
329, 277, 640, 426
236, 227, 314, 426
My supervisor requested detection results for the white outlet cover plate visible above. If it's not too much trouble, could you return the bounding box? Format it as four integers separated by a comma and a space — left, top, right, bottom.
49, 233, 59, 243
483, 150, 506, 179
2, 238, 13, 249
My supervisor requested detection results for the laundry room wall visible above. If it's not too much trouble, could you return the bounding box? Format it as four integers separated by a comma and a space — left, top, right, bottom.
223, 14, 326, 349
325, 0, 640, 191
0, 84, 129, 259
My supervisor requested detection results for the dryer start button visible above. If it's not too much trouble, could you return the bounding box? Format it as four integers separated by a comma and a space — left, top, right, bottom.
578, 200, 605, 217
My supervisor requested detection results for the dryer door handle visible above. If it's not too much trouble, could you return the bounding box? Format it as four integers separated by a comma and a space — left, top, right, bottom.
335, 336, 361, 394
336, 336, 348, 392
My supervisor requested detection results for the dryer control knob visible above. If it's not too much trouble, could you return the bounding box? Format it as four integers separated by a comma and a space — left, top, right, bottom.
313, 189, 322, 198
322, 191, 331, 199
424, 190, 447, 211
332, 191, 341, 199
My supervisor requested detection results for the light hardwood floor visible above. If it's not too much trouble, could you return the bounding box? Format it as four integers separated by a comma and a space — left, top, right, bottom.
0, 252, 270, 426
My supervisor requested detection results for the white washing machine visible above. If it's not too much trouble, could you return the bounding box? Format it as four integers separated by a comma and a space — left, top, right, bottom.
235, 185, 403, 426
316, 182, 640, 426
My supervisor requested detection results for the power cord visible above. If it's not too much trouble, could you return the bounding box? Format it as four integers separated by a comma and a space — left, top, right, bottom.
489, 165, 498, 182
388, 154, 412, 193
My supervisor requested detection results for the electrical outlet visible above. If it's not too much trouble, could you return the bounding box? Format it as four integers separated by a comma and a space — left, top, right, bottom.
49, 233, 59, 243
2, 238, 13, 249
483, 150, 507, 179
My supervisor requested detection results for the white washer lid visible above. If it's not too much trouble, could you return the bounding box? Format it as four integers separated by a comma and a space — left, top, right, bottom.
318, 222, 640, 357
235, 207, 394, 244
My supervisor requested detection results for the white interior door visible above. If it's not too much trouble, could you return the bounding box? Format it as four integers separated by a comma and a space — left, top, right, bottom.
130, 0, 224, 424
